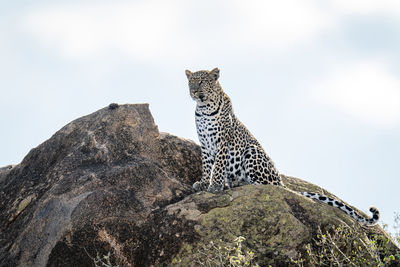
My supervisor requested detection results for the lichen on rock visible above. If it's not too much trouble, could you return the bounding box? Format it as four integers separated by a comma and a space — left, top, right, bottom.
0, 104, 398, 267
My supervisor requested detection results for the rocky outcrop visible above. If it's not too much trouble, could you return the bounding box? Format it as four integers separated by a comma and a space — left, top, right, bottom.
0, 104, 201, 266
169, 178, 400, 266
0, 104, 398, 266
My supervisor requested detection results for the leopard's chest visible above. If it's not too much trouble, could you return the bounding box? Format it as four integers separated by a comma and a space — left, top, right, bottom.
196, 115, 222, 156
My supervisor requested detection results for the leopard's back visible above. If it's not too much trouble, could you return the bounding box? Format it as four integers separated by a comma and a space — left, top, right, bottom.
185, 67, 379, 226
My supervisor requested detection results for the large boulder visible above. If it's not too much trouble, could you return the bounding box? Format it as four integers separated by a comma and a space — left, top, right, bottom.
0, 104, 201, 266
0, 104, 398, 266
169, 178, 399, 266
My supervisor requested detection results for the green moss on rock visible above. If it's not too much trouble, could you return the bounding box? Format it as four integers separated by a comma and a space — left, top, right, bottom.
170, 180, 398, 266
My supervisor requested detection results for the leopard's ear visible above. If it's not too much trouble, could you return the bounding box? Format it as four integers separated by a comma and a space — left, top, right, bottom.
185, 70, 192, 79
209, 68, 220, 81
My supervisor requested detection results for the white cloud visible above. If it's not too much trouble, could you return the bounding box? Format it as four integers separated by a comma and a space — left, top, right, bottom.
21, 1, 184, 61
20, 0, 335, 63
230, 0, 335, 49
330, 0, 400, 16
312, 61, 400, 127
20, 0, 400, 76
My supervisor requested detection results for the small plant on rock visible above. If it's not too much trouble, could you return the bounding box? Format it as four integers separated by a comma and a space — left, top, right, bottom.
85, 249, 120, 267
292, 224, 399, 266
195, 236, 259, 267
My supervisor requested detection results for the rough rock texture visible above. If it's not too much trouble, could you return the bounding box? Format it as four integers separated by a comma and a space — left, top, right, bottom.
170, 178, 400, 266
0, 104, 398, 266
0, 104, 201, 267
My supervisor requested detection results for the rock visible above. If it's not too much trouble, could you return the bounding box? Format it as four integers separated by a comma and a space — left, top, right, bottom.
0, 104, 398, 266
108, 103, 119, 110
170, 178, 400, 266
0, 104, 200, 266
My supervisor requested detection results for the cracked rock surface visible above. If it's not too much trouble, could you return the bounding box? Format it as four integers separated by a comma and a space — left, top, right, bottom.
0, 104, 201, 266
0, 104, 398, 266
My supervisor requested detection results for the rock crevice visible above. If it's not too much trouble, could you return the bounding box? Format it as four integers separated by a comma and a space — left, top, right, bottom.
0, 104, 397, 266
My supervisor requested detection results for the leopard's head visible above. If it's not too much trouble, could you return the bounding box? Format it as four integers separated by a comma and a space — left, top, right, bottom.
185, 68, 221, 103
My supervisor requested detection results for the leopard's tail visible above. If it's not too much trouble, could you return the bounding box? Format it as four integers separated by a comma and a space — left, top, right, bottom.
301, 192, 379, 226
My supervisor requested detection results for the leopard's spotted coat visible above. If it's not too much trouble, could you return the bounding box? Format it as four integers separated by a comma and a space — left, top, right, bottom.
186, 67, 379, 226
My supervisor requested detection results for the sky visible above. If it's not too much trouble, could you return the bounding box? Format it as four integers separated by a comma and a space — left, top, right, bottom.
1, 1, 399, 231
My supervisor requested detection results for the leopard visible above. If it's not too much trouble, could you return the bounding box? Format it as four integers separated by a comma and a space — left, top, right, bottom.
185, 67, 379, 226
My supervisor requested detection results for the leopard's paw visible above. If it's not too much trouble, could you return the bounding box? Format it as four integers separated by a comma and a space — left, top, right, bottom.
207, 183, 224, 193
193, 181, 207, 191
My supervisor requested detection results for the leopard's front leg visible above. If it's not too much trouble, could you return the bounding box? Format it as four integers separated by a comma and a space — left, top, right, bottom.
207, 143, 229, 193
193, 148, 213, 191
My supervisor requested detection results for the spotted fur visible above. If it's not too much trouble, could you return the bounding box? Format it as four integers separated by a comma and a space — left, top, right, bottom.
186, 67, 379, 226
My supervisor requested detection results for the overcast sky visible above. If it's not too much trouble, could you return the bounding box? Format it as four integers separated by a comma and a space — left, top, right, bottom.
1, 0, 399, 230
